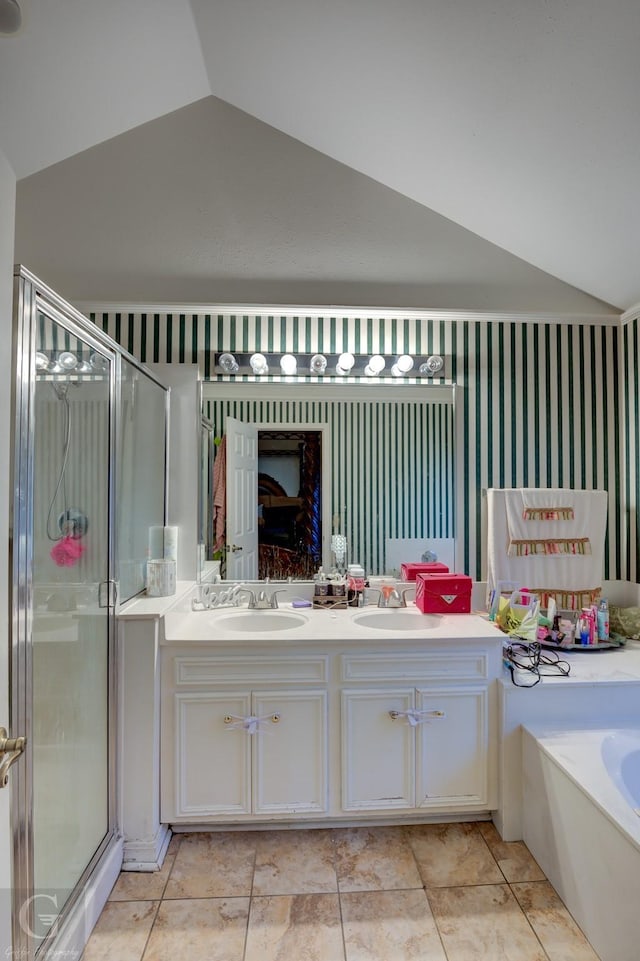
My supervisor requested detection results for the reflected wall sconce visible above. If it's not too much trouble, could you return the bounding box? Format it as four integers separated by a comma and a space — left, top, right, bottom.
331, 533, 348, 568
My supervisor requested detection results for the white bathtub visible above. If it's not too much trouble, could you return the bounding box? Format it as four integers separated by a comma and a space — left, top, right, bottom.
522, 726, 640, 961
601, 730, 640, 813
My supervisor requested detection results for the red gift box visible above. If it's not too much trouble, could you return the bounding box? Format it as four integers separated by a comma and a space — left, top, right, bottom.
415, 572, 472, 614
400, 561, 449, 581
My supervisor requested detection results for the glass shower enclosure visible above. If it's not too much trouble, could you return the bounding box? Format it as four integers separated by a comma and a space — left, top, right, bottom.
10, 267, 168, 959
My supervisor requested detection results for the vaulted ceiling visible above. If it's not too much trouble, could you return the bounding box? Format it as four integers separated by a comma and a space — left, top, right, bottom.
3, 0, 638, 314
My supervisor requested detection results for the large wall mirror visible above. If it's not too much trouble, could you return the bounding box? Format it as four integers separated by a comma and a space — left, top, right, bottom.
200, 381, 456, 580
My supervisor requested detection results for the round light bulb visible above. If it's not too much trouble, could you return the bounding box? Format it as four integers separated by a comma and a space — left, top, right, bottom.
35, 351, 49, 371
364, 354, 385, 376
249, 353, 268, 375
336, 352, 355, 375
310, 353, 328, 374
58, 351, 78, 371
89, 353, 109, 373
280, 353, 297, 375
419, 354, 444, 375
391, 354, 414, 376
219, 352, 239, 374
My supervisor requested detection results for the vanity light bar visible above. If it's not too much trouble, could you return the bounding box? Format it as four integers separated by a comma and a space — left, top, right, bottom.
214, 353, 445, 379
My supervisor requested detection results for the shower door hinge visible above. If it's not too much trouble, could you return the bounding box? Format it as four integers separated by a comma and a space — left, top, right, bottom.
98, 579, 118, 608
0, 727, 26, 788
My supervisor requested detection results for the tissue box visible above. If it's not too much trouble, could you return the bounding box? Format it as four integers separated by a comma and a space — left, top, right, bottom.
415, 572, 472, 614
400, 561, 449, 581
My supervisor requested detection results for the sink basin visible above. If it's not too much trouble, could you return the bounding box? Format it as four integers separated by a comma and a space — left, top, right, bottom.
352, 610, 440, 632
215, 611, 308, 633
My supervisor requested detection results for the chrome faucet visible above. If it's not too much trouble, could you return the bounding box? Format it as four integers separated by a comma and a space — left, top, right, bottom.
371, 585, 415, 608
238, 588, 284, 610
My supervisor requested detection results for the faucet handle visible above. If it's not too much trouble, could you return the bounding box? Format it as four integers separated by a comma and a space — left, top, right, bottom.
236, 587, 256, 608
269, 589, 285, 609
401, 587, 416, 606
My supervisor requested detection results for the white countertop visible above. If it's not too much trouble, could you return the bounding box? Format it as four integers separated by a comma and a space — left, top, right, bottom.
117, 581, 194, 619
161, 602, 502, 646
501, 638, 640, 686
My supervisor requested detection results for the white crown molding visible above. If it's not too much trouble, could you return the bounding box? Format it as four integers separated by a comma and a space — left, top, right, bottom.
75, 301, 623, 328
620, 302, 640, 325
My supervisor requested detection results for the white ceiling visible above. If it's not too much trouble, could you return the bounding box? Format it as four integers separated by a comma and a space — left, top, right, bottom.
3, 0, 638, 313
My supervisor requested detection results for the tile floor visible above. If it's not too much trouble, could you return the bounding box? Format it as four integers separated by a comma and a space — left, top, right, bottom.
81, 821, 601, 961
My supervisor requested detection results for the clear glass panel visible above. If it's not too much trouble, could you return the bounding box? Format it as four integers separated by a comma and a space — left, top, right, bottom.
31, 313, 111, 941
117, 357, 167, 602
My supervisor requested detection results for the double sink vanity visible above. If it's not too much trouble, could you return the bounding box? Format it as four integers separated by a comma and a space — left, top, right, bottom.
118, 582, 503, 868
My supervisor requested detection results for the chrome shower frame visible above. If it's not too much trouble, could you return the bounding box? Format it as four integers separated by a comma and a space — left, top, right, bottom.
9, 266, 169, 960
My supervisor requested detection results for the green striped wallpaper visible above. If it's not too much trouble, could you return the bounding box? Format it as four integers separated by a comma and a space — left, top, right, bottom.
90, 309, 627, 582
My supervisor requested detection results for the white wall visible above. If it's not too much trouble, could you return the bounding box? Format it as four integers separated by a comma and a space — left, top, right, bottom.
146, 363, 200, 582
0, 144, 16, 957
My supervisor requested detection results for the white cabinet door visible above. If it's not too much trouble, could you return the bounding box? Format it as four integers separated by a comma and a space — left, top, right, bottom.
174, 692, 251, 817
341, 689, 414, 811
416, 686, 488, 808
253, 690, 328, 815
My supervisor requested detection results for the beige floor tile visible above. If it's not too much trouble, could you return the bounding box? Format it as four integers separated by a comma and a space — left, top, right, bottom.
511, 880, 601, 960
142, 897, 249, 961
253, 828, 338, 895
341, 889, 447, 961
81, 900, 157, 961
109, 855, 175, 902
427, 884, 548, 961
164, 831, 257, 899
166, 832, 182, 855
407, 822, 505, 887
245, 893, 343, 961
333, 826, 423, 892
478, 822, 546, 883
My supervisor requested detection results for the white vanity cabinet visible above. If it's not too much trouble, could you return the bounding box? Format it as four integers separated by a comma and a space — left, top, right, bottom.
340, 651, 492, 814
160, 631, 500, 827
161, 652, 329, 822
341, 686, 488, 811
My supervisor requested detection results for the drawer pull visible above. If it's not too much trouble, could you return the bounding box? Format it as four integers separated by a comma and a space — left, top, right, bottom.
389, 709, 446, 726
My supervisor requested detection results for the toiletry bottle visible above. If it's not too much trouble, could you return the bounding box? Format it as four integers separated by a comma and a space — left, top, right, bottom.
578, 615, 590, 646
597, 599, 609, 642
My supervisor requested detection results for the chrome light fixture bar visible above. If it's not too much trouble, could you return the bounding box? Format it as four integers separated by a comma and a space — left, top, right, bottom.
213, 352, 445, 379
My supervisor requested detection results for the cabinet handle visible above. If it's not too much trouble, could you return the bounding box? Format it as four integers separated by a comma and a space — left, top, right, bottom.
222, 713, 281, 734
388, 709, 446, 726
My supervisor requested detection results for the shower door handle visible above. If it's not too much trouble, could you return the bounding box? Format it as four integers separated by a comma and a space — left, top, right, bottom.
98, 579, 118, 608
0, 727, 26, 788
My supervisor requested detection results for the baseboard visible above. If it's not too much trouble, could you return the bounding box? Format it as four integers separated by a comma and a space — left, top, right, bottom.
122, 823, 171, 871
